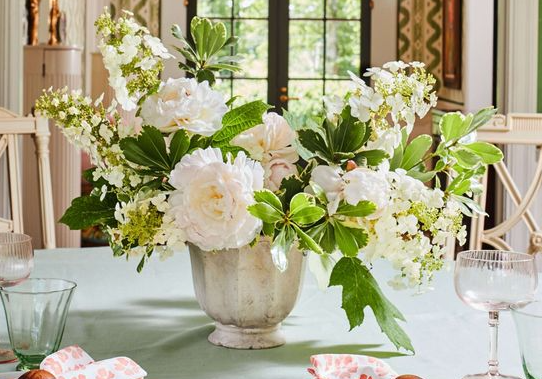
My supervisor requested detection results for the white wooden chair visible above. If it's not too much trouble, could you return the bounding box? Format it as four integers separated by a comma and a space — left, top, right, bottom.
470, 113, 542, 254
0, 108, 56, 248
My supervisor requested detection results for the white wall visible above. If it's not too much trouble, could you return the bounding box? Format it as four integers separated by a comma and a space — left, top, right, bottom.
371, 0, 397, 67
462, 0, 494, 112
161, 0, 187, 79
498, 0, 541, 253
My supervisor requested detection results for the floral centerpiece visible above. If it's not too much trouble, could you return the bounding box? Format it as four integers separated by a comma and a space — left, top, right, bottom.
36, 10, 503, 352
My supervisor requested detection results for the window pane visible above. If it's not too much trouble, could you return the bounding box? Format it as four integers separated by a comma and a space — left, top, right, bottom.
233, 79, 267, 103
197, 0, 232, 17
325, 80, 352, 99
288, 80, 323, 115
289, 0, 324, 18
326, 0, 361, 19
215, 78, 233, 100
289, 21, 324, 78
325, 21, 361, 78
234, 20, 268, 77
235, 0, 268, 18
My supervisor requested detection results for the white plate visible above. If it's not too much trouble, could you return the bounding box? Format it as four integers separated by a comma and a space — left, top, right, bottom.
0, 372, 20, 379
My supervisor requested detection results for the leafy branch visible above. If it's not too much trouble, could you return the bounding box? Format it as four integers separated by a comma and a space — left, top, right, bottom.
171, 17, 242, 85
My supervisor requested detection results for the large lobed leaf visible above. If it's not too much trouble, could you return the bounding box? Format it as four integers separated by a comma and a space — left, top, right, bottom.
329, 257, 414, 353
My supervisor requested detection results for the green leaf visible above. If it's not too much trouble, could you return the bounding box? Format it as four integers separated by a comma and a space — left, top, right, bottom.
298, 129, 332, 162
389, 143, 404, 171
336, 201, 377, 218
169, 130, 190, 166
439, 112, 469, 143
188, 135, 212, 152
196, 69, 215, 85
333, 106, 366, 153
320, 222, 336, 254
452, 194, 487, 216
469, 107, 497, 133
451, 179, 472, 196
279, 176, 305, 208
119, 126, 170, 171
350, 227, 369, 249
401, 134, 433, 170
254, 189, 283, 212
247, 203, 283, 224
463, 142, 503, 164
289, 193, 314, 214
329, 257, 414, 353
406, 166, 436, 182
59, 195, 117, 230
271, 226, 296, 271
262, 222, 275, 237
354, 150, 389, 167
292, 224, 324, 255
213, 100, 272, 144
332, 220, 360, 257
451, 147, 482, 168
290, 206, 326, 226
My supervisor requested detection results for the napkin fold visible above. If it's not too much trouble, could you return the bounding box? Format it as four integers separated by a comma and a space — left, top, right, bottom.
308, 354, 397, 379
40, 345, 147, 379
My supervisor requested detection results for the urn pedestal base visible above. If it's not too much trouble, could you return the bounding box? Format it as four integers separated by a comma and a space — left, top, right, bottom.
208, 322, 285, 349
189, 240, 305, 350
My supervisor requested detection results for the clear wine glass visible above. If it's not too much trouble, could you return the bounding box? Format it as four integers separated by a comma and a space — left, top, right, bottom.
0, 233, 34, 364
455, 250, 538, 379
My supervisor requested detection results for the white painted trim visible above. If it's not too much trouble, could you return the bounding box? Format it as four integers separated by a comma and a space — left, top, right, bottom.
0, 0, 24, 221
499, 0, 540, 252
462, 0, 494, 112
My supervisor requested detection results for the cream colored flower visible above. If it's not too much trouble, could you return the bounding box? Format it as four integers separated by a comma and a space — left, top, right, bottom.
168, 147, 264, 251
264, 157, 297, 192
232, 112, 298, 190
140, 78, 228, 136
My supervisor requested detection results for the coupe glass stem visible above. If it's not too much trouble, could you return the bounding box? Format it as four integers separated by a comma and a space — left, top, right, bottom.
488, 311, 499, 376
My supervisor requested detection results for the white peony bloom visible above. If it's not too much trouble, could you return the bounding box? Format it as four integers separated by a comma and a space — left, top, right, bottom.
140, 78, 227, 136
310, 165, 344, 215
232, 112, 298, 190
232, 112, 297, 161
168, 147, 264, 251
264, 157, 297, 192
343, 168, 390, 217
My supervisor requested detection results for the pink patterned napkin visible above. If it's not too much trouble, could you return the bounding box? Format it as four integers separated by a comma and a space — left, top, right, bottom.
40, 345, 147, 379
308, 354, 398, 379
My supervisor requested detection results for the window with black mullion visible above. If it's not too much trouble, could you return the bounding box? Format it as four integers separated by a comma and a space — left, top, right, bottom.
187, 0, 370, 114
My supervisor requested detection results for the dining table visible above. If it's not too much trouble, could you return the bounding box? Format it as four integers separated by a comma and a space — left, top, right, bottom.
0, 246, 532, 379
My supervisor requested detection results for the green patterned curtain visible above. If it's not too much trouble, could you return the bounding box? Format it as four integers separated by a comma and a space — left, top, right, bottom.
398, 0, 443, 89
398, 0, 463, 104
110, 0, 161, 37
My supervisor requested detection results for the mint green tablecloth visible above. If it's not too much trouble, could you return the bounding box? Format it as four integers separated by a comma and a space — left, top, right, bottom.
0, 247, 528, 379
